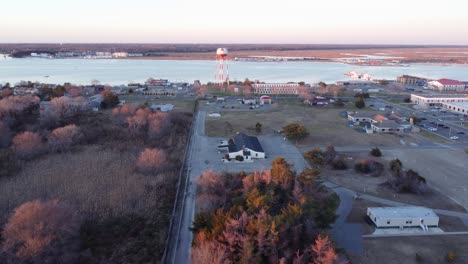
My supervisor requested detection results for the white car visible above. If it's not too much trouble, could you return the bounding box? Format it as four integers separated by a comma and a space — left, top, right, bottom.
450, 136, 459, 140
428, 127, 438, 132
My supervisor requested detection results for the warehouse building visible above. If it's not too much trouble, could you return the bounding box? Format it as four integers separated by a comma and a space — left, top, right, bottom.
441, 102, 468, 116
367, 206, 439, 229
252, 83, 300, 95
410, 94, 468, 109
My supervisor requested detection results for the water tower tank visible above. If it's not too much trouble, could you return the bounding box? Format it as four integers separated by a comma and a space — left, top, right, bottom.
216, 48, 228, 56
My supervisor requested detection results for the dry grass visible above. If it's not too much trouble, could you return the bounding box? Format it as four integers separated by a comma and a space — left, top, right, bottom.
205, 101, 404, 147
0, 146, 177, 224
320, 151, 467, 212
350, 236, 468, 264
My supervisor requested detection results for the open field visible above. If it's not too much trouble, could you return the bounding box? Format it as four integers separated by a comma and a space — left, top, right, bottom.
382, 148, 468, 210
419, 130, 450, 143
205, 100, 417, 147
349, 236, 468, 264
320, 151, 467, 212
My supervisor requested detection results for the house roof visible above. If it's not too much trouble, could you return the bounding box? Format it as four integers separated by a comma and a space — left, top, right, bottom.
228, 133, 264, 153
373, 120, 402, 129
368, 206, 438, 219
436, 79, 464, 86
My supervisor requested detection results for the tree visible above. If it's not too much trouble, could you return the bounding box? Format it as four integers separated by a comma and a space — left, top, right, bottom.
0, 121, 12, 148
311, 235, 338, 264
370, 147, 382, 157
355, 96, 365, 109
255, 122, 262, 134
379, 80, 389, 85
1, 200, 81, 263
282, 123, 309, 144
48, 124, 82, 151
304, 149, 324, 165
12, 131, 43, 158
101, 90, 119, 109
318, 82, 327, 88
136, 148, 168, 173
271, 157, 294, 188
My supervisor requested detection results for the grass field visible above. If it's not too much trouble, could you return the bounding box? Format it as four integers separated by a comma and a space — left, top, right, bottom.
205, 100, 405, 147
120, 96, 196, 112
350, 236, 468, 264
419, 130, 450, 143
320, 151, 466, 212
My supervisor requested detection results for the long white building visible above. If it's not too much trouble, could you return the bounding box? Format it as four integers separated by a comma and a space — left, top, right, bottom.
441, 102, 468, 116
410, 94, 468, 109
367, 206, 439, 229
252, 83, 300, 95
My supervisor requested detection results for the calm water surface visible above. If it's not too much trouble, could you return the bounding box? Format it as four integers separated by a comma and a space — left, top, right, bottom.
0, 58, 467, 85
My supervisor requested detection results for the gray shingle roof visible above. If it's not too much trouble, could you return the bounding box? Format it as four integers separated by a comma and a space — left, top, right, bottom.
228, 133, 264, 153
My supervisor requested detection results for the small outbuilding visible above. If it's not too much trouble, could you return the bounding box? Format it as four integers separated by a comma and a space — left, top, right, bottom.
260, 95, 272, 105
367, 206, 439, 229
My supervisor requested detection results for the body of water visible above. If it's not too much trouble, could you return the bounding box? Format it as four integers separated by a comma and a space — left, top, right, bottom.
0, 58, 467, 85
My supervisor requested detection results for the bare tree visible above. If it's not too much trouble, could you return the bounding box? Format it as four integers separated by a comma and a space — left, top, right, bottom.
12, 131, 43, 158
1, 199, 81, 264
136, 148, 168, 173
0, 121, 12, 148
48, 124, 82, 152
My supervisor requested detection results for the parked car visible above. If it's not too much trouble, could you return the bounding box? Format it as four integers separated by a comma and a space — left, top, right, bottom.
450, 136, 459, 140
428, 127, 438, 132
457, 132, 465, 135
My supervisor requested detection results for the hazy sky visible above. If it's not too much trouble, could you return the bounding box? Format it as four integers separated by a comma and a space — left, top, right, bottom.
1, 0, 468, 44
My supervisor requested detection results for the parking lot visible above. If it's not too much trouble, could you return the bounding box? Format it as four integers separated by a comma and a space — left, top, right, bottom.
368, 98, 468, 142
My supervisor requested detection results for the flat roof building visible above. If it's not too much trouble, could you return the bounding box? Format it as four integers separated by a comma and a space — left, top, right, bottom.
252, 83, 300, 95
441, 102, 468, 116
367, 206, 439, 229
410, 94, 468, 109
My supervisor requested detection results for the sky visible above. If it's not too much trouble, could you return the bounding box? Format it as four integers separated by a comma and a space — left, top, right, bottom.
1, 0, 468, 44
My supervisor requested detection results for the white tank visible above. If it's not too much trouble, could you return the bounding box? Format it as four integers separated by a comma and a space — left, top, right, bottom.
216, 48, 228, 56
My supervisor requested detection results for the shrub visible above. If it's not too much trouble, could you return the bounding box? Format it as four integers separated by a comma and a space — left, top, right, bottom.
354, 160, 384, 177
331, 159, 347, 170
0, 149, 19, 178
370, 147, 382, 157
48, 124, 82, 151
12, 131, 43, 158
446, 251, 456, 263
1, 199, 81, 263
136, 148, 168, 173
304, 149, 324, 165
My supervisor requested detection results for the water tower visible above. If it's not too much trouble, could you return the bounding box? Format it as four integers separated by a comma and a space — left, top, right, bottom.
215, 48, 230, 87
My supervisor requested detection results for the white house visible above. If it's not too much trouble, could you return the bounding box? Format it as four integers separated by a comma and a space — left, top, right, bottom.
428, 79, 466, 92
227, 132, 265, 160
367, 207, 439, 229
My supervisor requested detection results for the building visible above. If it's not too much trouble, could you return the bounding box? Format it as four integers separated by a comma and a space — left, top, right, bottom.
260, 95, 272, 105
410, 94, 468, 109
396, 75, 427, 85
441, 102, 468, 116
241, 98, 257, 105
112, 52, 128, 58
428, 79, 466, 92
252, 83, 300, 95
150, 103, 174, 112
226, 132, 265, 160
348, 112, 410, 133
367, 207, 439, 229
348, 112, 388, 124
371, 120, 406, 133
